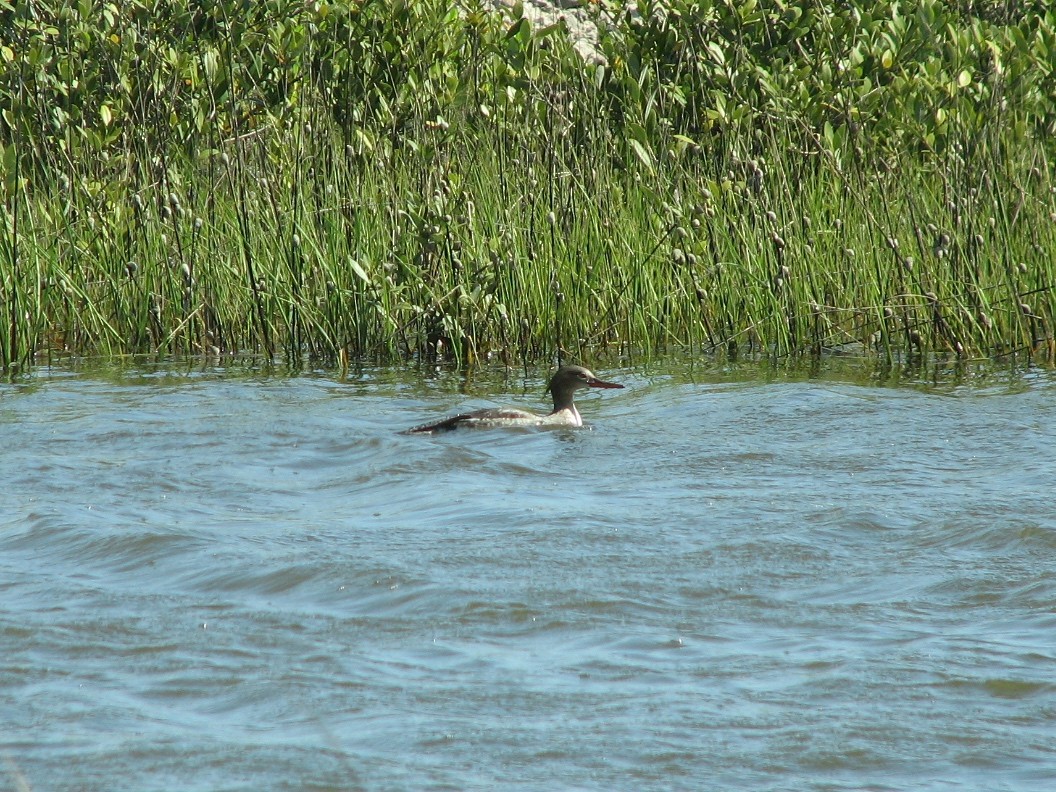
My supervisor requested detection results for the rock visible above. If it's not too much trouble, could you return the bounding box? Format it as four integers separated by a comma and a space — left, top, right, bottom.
491, 0, 607, 64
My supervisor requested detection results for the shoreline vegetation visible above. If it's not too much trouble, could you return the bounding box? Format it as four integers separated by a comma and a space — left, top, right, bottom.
2, 0, 1055, 373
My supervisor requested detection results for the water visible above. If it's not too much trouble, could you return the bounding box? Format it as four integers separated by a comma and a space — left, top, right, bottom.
3, 358, 1055, 791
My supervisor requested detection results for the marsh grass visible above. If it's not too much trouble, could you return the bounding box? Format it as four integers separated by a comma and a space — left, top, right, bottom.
11, 122, 1052, 371
6, 113, 1056, 372
2, 0, 1055, 372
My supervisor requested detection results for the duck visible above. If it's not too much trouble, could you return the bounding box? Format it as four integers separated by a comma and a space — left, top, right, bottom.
403, 365, 624, 433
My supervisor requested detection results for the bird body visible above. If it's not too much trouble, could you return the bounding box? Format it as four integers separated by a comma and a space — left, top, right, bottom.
403, 365, 623, 434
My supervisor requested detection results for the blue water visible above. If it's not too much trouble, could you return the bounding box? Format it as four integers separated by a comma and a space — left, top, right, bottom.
2, 359, 1055, 791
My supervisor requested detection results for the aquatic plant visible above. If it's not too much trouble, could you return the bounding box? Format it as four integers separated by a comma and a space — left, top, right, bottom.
2, 0, 1054, 372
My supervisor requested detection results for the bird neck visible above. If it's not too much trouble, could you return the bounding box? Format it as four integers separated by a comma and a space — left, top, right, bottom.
549, 387, 581, 420
547, 402, 582, 427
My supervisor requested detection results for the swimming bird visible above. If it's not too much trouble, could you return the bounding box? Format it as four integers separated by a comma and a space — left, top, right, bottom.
403, 365, 624, 434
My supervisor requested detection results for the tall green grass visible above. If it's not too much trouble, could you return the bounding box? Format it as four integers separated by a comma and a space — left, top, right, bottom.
8, 116, 1051, 369
2, 0, 1054, 372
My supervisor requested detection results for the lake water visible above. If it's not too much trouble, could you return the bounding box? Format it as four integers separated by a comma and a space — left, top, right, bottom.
3, 357, 1055, 791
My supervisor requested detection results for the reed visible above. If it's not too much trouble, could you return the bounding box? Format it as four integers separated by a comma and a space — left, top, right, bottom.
2, 0, 1054, 372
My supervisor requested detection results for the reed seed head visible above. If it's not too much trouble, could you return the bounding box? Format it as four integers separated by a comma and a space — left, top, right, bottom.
1019, 302, 1033, 316
1017, 262, 1027, 274
902, 256, 914, 271
765, 210, 777, 223
193, 217, 203, 231
883, 306, 894, 319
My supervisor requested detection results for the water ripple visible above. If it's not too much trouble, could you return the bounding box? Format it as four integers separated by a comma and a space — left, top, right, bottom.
3, 363, 1056, 791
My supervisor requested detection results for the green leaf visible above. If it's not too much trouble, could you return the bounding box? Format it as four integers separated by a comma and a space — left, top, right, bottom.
203, 49, 219, 81
628, 139, 654, 172
348, 257, 370, 284
2, 143, 15, 188
505, 18, 529, 42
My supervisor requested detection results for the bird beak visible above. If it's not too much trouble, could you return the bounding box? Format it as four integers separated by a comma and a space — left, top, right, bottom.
587, 377, 624, 389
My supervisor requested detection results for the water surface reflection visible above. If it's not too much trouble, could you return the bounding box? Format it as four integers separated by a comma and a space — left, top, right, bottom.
3, 357, 1054, 791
